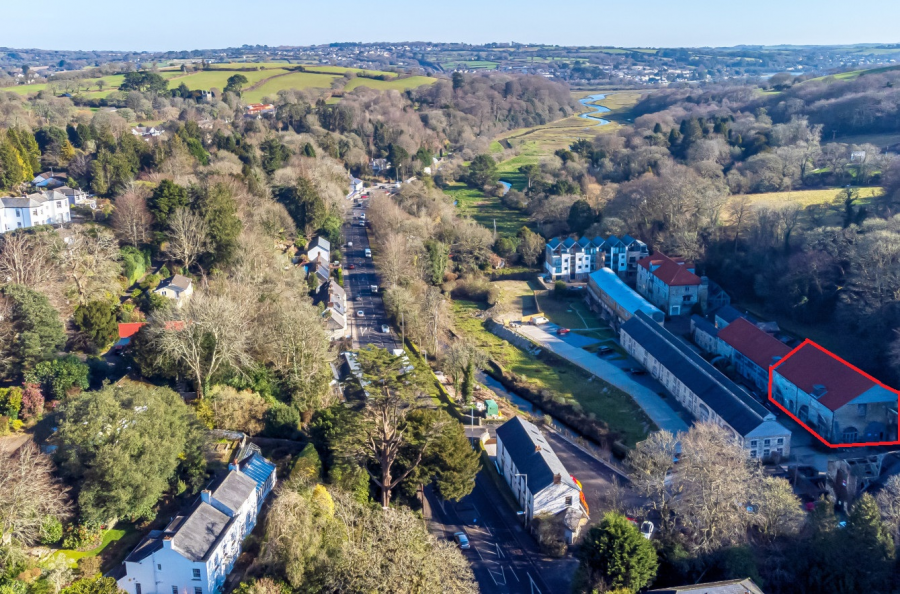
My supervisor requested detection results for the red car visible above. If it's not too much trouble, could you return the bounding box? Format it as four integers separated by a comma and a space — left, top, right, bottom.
557, 328, 570, 335
348, 264, 355, 269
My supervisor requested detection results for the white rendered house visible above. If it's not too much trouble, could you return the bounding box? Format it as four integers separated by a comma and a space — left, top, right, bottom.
116, 445, 276, 594
0, 190, 71, 233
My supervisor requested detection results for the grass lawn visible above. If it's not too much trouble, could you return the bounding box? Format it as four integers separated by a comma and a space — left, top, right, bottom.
302, 65, 397, 77
57, 526, 137, 568
452, 300, 652, 445
444, 182, 530, 236
174, 68, 288, 91
728, 187, 883, 229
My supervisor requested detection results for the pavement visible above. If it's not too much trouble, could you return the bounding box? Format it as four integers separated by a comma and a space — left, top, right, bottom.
514, 324, 689, 434
427, 473, 577, 594
342, 203, 400, 352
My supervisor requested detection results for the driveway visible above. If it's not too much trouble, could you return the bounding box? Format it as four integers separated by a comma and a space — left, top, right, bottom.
515, 325, 689, 434
343, 205, 400, 352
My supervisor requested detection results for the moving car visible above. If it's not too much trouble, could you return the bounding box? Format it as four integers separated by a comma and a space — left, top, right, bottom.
453, 532, 470, 549
357, 310, 365, 317
365, 248, 372, 257
557, 328, 570, 335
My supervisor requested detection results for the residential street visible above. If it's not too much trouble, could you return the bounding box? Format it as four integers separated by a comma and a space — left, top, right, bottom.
427, 472, 577, 594
342, 202, 400, 352
514, 324, 689, 434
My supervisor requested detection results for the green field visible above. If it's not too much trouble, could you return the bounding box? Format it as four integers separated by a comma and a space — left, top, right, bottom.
343, 75, 437, 92
444, 182, 530, 236
175, 68, 289, 91
452, 300, 653, 446
441, 60, 500, 70
241, 72, 341, 102
304, 65, 398, 77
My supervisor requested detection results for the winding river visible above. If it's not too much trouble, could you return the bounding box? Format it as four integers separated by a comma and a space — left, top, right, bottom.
578, 93, 612, 126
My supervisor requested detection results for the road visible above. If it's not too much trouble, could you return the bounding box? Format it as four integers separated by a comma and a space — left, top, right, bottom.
342, 202, 400, 351
514, 324, 689, 434
427, 473, 577, 594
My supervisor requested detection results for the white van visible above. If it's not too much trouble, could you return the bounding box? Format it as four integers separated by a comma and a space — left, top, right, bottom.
365, 248, 372, 258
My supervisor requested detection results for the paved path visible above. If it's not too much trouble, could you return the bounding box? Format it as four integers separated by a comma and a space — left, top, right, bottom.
514, 325, 689, 434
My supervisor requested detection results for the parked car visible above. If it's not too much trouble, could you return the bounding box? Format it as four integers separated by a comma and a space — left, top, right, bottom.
557, 328, 570, 335
625, 367, 647, 376
453, 532, 470, 549
381, 324, 390, 333
597, 346, 613, 355
365, 248, 372, 257
348, 264, 355, 269
357, 310, 365, 317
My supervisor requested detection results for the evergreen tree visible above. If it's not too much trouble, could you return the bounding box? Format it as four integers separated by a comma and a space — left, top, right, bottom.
194, 182, 242, 267
567, 199, 596, 235
0, 284, 66, 378
579, 513, 658, 593
74, 301, 119, 351
148, 179, 189, 228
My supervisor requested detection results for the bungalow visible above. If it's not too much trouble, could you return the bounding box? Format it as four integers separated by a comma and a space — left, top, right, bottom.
0, 190, 71, 233
636, 252, 706, 317
620, 311, 791, 460
717, 318, 791, 392
154, 275, 194, 308
115, 322, 146, 350
586, 268, 664, 331
495, 417, 588, 543
306, 236, 330, 264
31, 171, 68, 189
772, 342, 899, 444
117, 444, 276, 594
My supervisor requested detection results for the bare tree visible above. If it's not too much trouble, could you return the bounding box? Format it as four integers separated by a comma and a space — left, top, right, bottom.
727, 195, 752, 253
876, 474, 900, 542
164, 208, 210, 273
0, 442, 72, 546
626, 430, 678, 534
777, 204, 803, 253
442, 339, 487, 399
151, 291, 252, 398
58, 225, 121, 305
0, 231, 58, 288
111, 192, 154, 247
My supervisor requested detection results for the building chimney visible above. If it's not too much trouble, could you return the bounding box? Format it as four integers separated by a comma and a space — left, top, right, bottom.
553, 473, 561, 484
534, 444, 541, 452
201, 490, 211, 503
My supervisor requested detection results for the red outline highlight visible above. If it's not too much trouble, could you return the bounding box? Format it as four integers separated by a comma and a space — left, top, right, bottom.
768, 339, 900, 448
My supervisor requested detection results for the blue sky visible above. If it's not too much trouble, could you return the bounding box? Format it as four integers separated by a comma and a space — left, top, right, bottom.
5, 0, 899, 51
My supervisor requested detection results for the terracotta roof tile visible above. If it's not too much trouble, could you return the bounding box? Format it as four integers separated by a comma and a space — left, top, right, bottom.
637, 252, 701, 287
774, 342, 879, 411
718, 318, 791, 372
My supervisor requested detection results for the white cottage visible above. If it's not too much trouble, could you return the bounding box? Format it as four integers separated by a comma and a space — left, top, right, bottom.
0, 190, 71, 233
495, 417, 588, 543
116, 445, 276, 594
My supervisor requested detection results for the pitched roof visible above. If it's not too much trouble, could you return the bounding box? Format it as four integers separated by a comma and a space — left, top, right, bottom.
210, 471, 257, 513
637, 252, 701, 287
308, 236, 331, 252
714, 305, 744, 326
589, 268, 663, 320
237, 451, 277, 494
622, 311, 780, 437
690, 314, 718, 338
157, 274, 192, 293
495, 416, 578, 493
118, 322, 146, 340
773, 342, 884, 411
718, 318, 791, 372
171, 502, 231, 562
648, 577, 765, 594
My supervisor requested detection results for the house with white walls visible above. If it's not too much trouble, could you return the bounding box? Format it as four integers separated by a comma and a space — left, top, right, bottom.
0, 190, 71, 233
495, 417, 588, 543
116, 445, 276, 594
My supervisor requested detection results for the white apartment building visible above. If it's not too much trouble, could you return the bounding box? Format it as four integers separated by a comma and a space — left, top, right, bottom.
0, 190, 72, 233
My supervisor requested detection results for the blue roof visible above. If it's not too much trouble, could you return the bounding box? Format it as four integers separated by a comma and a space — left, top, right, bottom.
591, 237, 606, 247
604, 235, 624, 248
622, 234, 636, 245
577, 236, 591, 247
622, 311, 773, 437
589, 268, 663, 321
563, 237, 576, 248
239, 452, 276, 493
547, 237, 561, 249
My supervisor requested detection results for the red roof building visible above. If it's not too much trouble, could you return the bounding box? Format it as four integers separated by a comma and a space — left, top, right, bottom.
718, 318, 791, 390
772, 341, 898, 444
636, 252, 705, 317
116, 323, 146, 349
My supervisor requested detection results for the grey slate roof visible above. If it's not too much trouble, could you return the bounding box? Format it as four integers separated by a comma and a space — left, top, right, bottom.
308, 236, 330, 252
622, 310, 773, 437
211, 471, 257, 513
495, 416, 577, 493
691, 314, 718, 338
714, 305, 744, 326
171, 503, 232, 562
